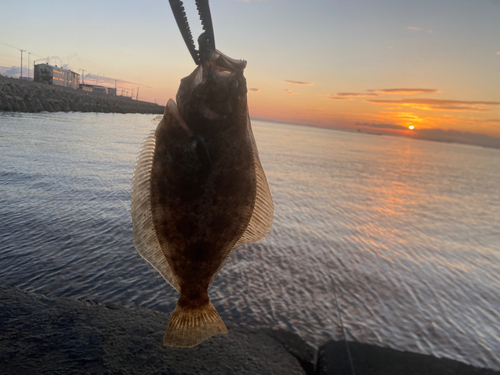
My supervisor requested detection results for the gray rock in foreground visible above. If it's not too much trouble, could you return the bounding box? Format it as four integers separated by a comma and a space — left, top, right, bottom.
316, 340, 500, 375
263, 328, 316, 375
2, 284, 499, 375
0, 285, 306, 375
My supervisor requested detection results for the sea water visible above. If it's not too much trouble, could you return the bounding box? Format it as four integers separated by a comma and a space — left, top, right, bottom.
1, 112, 499, 369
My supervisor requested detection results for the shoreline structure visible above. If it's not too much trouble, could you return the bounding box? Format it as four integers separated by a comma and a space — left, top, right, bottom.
0, 75, 164, 115
2, 74, 499, 151
1, 285, 498, 375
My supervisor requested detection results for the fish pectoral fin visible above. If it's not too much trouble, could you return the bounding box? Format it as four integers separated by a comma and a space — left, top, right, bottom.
163, 301, 227, 348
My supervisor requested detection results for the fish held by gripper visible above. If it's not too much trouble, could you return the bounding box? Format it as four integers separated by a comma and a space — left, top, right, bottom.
130, 0, 273, 348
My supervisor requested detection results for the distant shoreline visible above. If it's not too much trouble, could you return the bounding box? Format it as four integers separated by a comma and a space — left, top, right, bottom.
2, 75, 498, 151
251, 118, 500, 151
0, 75, 164, 115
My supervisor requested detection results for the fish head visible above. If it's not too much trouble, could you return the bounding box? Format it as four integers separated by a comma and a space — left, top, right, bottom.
175, 35, 248, 136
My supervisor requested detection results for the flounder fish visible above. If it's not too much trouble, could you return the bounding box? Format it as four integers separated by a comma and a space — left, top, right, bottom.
131, 44, 273, 347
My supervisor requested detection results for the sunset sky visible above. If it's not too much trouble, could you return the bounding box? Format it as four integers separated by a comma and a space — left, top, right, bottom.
1, 0, 500, 142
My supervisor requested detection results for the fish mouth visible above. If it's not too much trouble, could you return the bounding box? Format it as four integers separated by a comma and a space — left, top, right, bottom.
175, 39, 248, 129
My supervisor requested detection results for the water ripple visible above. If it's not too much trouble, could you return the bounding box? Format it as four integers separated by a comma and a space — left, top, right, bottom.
1, 112, 499, 369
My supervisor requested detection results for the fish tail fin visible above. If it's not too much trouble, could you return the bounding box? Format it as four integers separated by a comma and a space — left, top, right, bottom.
164, 301, 227, 348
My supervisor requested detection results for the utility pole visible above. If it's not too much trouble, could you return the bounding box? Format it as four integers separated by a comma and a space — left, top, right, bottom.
136, 87, 139, 101
20, 49, 25, 79
81, 69, 85, 84
28, 52, 31, 79
131, 89, 134, 99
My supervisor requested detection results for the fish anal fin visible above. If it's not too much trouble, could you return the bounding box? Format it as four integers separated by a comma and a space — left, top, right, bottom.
131, 123, 180, 292
163, 301, 227, 347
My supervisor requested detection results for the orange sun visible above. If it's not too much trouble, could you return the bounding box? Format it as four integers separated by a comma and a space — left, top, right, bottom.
408, 125, 415, 130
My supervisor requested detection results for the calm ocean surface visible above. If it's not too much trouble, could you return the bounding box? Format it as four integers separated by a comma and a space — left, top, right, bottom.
1, 112, 499, 369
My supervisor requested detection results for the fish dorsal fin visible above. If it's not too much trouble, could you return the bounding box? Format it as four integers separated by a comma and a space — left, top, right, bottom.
131, 126, 180, 292
208, 116, 274, 288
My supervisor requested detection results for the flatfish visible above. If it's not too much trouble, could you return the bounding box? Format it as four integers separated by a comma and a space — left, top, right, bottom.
131, 46, 273, 347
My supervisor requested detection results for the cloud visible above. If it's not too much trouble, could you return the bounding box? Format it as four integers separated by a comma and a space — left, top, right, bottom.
383, 111, 425, 122
336, 92, 379, 97
324, 92, 378, 100
285, 89, 297, 95
248, 88, 260, 92
426, 105, 491, 112
479, 119, 500, 127
38, 56, 65, 67
0, 65, 20, 77
366, 98, 500, 112
324, 95, 351, 100
284, 80, 314, 86
356, 122, 408, 130
369, 88, 440, 95
325, 89, 439, 100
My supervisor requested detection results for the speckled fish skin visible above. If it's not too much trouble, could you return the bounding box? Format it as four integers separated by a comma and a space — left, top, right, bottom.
151, 54, 255, 310
131, 46, 273, 348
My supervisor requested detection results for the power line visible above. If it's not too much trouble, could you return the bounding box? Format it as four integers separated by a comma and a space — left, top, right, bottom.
0, 41, 43, 58
0, 41, 19, 50
2, 41, 151, 90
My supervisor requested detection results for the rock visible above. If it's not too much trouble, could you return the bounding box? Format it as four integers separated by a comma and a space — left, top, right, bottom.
316, 340, 353, 375
0, 285, 306, 375
0, 76, 165, 115
11, 99, 20, 111
315, 340, 499, 375
18, 100, 28, 112
263, 328, 316, 375
3, 101, 13, 111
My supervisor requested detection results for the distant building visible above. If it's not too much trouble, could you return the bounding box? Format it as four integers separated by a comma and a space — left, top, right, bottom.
80, 84, 93, 92
92, 86, 107, 95
78, 84, 117, 95
34, 64, 79, 89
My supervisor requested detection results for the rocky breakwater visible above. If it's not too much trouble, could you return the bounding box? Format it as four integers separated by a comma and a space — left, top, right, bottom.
0, 75, 164, 114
